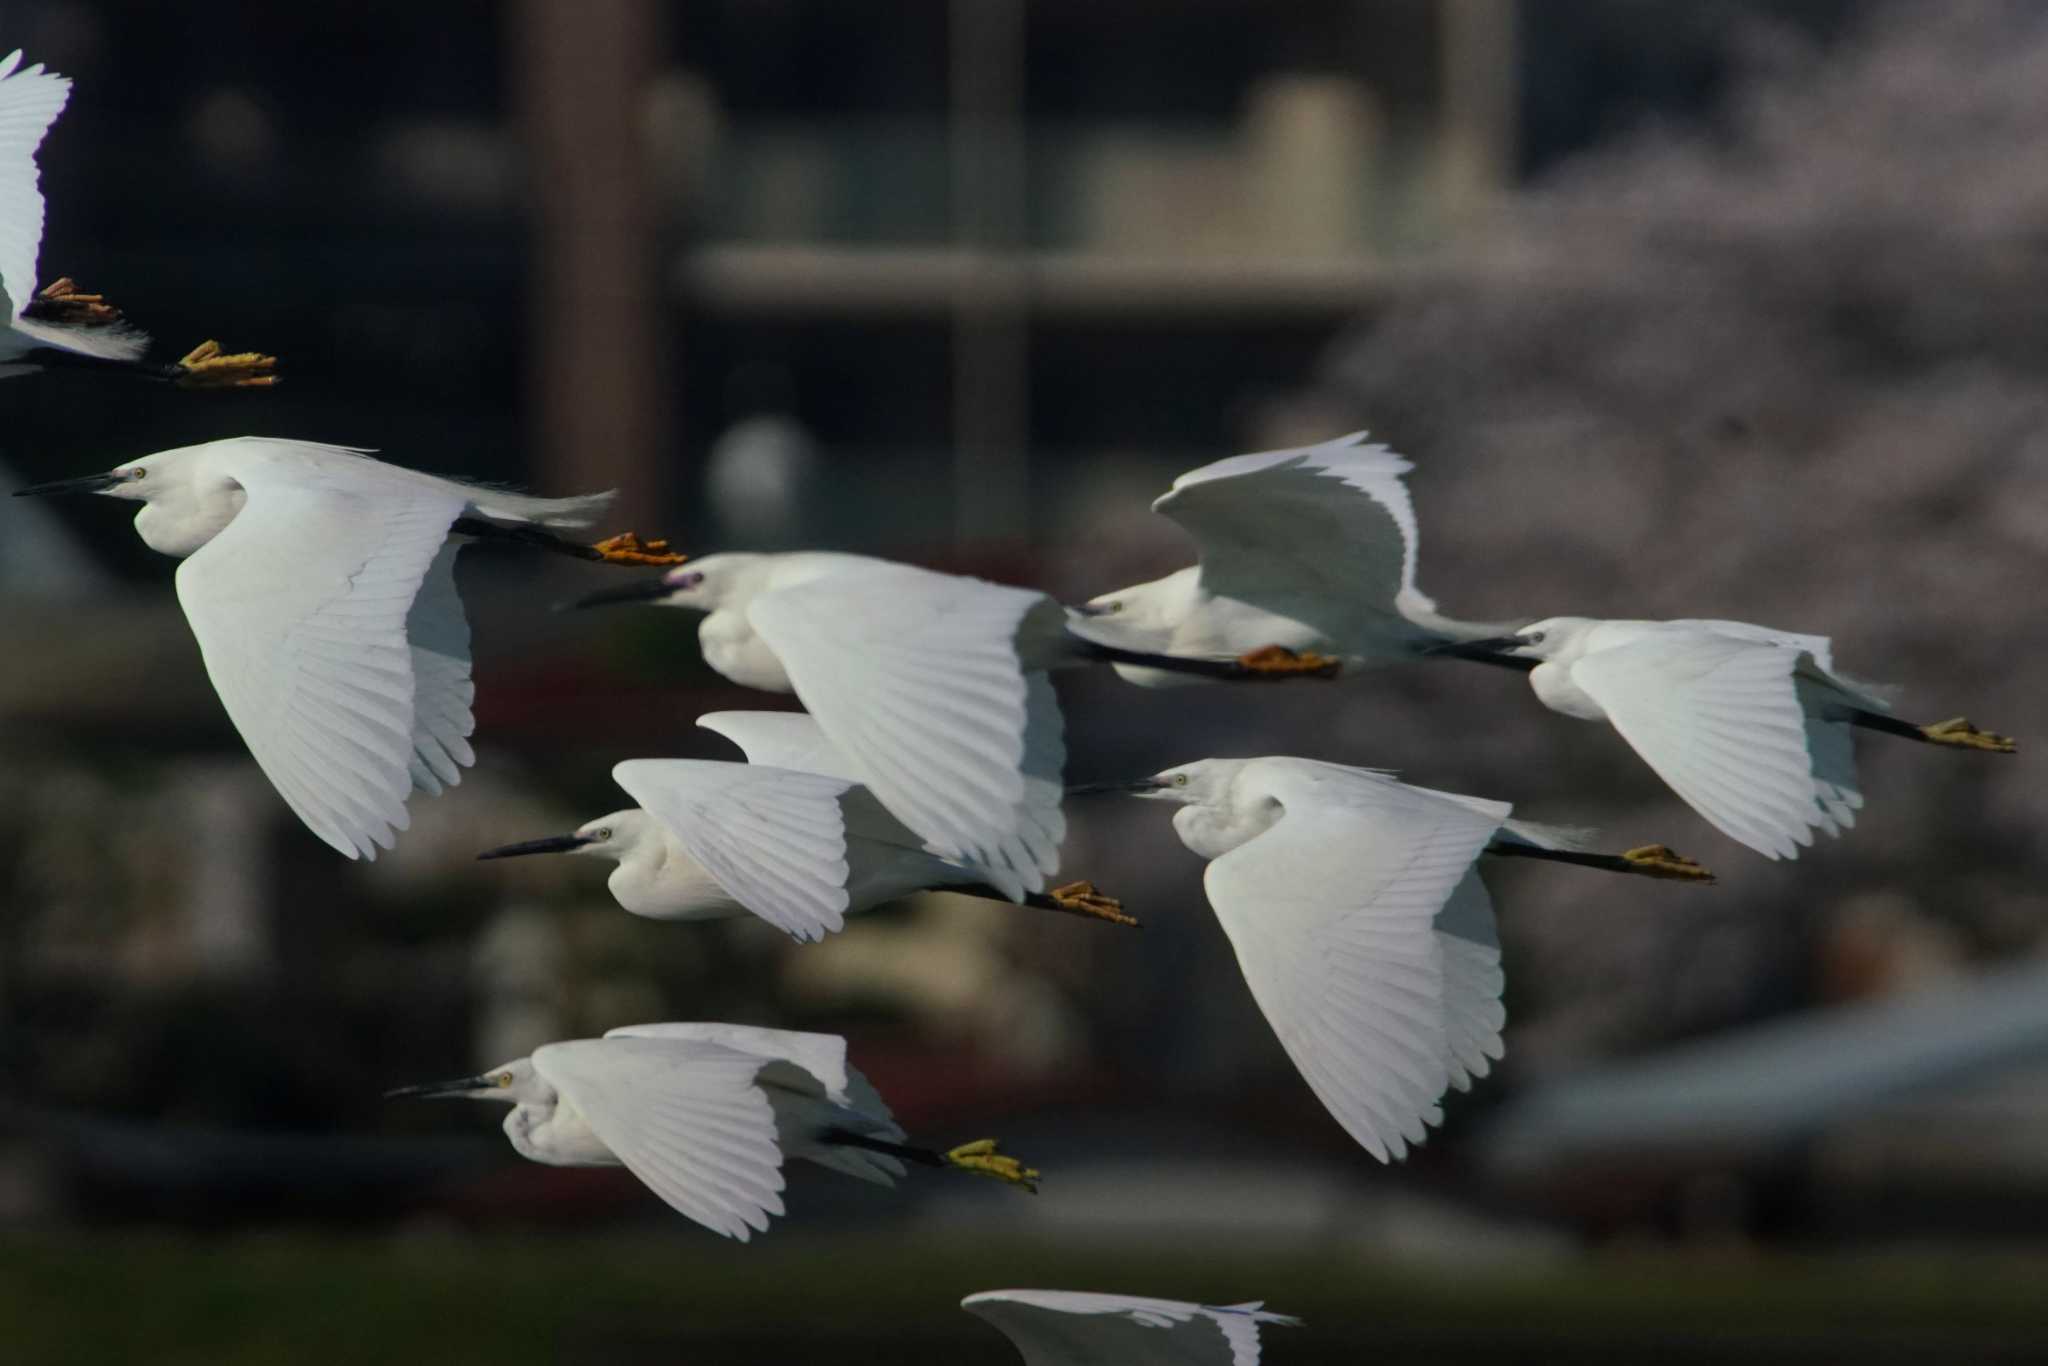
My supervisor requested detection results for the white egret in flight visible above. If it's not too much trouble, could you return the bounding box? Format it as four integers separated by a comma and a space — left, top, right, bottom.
387, 1023, 1038, 1241
477, 709, 1135, 937
1439, 618, 2016, 860
1069, 432, 1511, 685
962, 1290, 1300, 1366
0, 50, 276, 387
12, 438, 685, 858
1075, 756, 1712, 1162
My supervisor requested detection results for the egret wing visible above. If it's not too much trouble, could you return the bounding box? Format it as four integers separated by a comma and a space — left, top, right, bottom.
1571, 634, 1829, 860
746, 564, 1065, 898
962, 1290, 1300, 1366
602, 1023, 852, 1101
534, 1037, 787, 1241
403, 541, 475, 795
173, 464, 467, 858
613, 758, 857, 942
1154, 432, 1441, 647
0, 49, 65, 321
1203, 759, 1508, 1161
1433, 869, 1506, 1092
696, 709, 863, 783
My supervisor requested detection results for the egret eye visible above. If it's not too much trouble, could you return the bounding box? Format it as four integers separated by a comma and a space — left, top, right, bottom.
1173, 773, 1189, 787
1525, 631, 1546, 645
1107, 600, 1122, 614
594, 827, 612, 841
672, 571, 705, 590
129, 467, 145, 480
494, 1072, 513, 1088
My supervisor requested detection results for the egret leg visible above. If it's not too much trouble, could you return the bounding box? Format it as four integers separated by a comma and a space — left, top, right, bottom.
819, 1128, 1041, 1193
1849, 709, 2015, 753
588, 531, 688, 566
172, 339, 279, 389
1234, 644, 1342, 677
1486, 840, 1716, 884
24, 277, 123, 326
1071, 638, 1338, 682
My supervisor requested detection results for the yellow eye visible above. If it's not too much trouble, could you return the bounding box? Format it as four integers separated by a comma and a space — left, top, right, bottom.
595, 827, 612, 841
129, 467, 145, 480
495, 1072, 513, 1088
1173, 773, 1189, 787
1108, 601, 1122, 613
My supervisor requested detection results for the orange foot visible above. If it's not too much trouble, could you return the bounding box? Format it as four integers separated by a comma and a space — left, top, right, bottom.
589, 532, 687, 567
1048, 880, 1138, 928
27, 277, 123, 326
174, 340, 279, 389
1920, 717, 2016, 753
1236, 645, 1342, 678
1621, 844, 1717, 883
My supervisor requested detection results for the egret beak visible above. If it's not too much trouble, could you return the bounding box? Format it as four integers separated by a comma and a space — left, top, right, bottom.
477, 833, 594, 860
569, 579, 673, 611
384, 1074, 493, 1100
1425, 636, 1538, 670
1068, 602, 1112, 617
1064, 778, 1168, 796
11, 472, 123, 497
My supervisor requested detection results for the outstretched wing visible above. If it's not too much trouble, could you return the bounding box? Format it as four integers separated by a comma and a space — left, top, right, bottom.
534, 1037, 787, 1241
962, 1290, 1301, 1366
174, 459, 466, 859
1154, 432, 1467, 649
611, 758, 859, 942
602, 1023, 852, 1101
0, 49, 66, 322
1204, 759, 1508, 1162
403, 541, 476, 795
1571, 633, 1831, 860
696, 709, 863, 783
747, 563, 1065, 899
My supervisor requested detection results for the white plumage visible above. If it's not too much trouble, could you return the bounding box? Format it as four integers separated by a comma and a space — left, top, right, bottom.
1071, 432, 1503, 685
591, 552, 1068, 899
392, 1024, 905, 1242
1115, 756, 1513, 1162
962, 1289, 1301, 1366
25, 438, 612, 858
0, 49, 149, 370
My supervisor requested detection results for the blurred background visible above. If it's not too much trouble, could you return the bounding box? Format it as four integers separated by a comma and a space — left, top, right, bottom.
6, 1, 2048, 1361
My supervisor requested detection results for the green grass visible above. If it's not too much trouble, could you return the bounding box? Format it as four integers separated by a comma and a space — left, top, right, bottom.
5, 1230, 2048, 1364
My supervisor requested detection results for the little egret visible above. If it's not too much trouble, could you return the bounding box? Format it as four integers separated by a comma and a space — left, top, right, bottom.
0, 50, 276, 387
962, 1290, 1300, 1366
12, 438, 684, 859
573, 552, 1345, 897
477, 709, 1135, 937
1075, 756, 1713, 1161
386, 1022, 1039, 1240
1070, 432, 1511, 686
1440, 618, 2017, 860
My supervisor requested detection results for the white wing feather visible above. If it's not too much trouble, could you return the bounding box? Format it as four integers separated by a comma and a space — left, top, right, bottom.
1203, 759, 1508, 1162
1154, 432, 1479, 647
0, 49, 66, 322
173, 464, 467, 859
747, 564, 1065, 898
696, 710, 864, 783
533, 1037, 788, 1241
1571, 634, 1833, 860
403, 541, 475, 795
601, 1023, 852, 1102
611, 758, 858, 942
962, 1290, 1301, 1366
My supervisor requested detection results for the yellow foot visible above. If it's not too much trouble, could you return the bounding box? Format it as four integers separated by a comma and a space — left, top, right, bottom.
1919, 717, 2016, 753
944, 1138, 1039, 1193
1236, 644, 1341, 678
1047, 880, 1139, 928
27, 277, 124, 326
1621, 844, 1716, 883
174, 340, 279, 389
589, 531, 687, 567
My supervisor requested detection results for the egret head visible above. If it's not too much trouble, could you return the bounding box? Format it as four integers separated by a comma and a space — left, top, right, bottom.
1074, 571, 1184, 628
1068, 758, 1235, 805
12, 453, 163, 501
1494, 616, 1598, 661
476, 810, 653, 866
385, 1055, 541, 1105
571, 553, 755, 612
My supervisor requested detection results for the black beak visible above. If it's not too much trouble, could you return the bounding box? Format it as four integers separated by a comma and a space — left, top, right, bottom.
568, 578, 673, 611
1425, 636, 1537, 671
1065, 778, 1168, 796
12, 472, 123, 497
477, 833, 593, 860
384, 1074, 491, 1100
